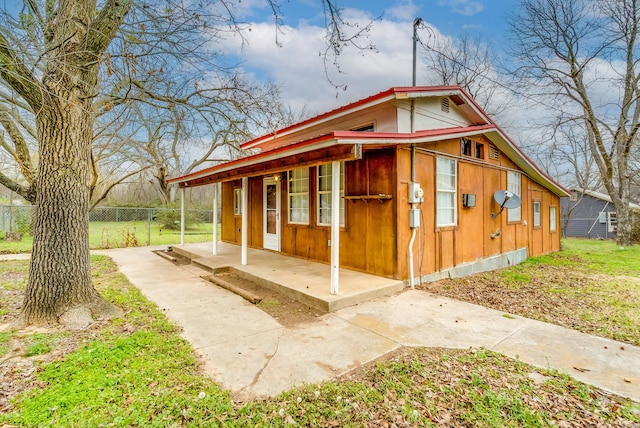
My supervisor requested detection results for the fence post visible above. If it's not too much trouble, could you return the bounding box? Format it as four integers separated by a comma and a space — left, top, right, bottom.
180, 188, 185, 245
212, 183, 218, 255
147, 208, 152, 246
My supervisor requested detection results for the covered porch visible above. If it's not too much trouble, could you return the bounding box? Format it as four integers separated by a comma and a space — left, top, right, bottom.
171, 241, 404, 312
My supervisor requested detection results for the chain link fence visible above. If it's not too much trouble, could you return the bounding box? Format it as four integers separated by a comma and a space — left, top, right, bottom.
0, 204, 217, 249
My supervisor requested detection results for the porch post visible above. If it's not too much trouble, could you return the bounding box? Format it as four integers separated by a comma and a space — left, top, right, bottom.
180, 187, 185, 245
212, 182, 219, 256
330, 161, 340, 295
241, 177, 248, 265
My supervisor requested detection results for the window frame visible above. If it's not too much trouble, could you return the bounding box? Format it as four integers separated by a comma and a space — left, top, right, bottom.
287, 168, 310, 225
549, 206, 557, 232
533, 200, 541, 228
436, 156, 457, 227
233, 187, 242, 216
507, 171, 522, 222
316, 162, 345, 227
461, 138, 472, 156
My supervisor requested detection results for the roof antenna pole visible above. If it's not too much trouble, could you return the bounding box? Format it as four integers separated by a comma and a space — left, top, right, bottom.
409, 18, 423, 290
412, 17, 422, 87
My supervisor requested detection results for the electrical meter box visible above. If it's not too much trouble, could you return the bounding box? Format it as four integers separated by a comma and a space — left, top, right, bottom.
409, 182, 424, 203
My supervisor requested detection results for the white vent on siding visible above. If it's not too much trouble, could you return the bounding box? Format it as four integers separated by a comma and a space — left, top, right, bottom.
441, 97, 450, 113
489, 144, 500, 160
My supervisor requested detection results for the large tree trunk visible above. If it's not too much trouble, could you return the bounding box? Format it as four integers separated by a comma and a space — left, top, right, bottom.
15, 0, 129, 329
19, 100, 121, 329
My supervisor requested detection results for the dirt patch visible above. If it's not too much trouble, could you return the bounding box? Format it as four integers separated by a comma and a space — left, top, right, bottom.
0, 323, 107, 413
211, 271, 326, 327
152, 249, 192, 265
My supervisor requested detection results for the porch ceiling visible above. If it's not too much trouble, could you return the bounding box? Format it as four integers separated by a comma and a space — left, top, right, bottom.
177, 142, 361, 187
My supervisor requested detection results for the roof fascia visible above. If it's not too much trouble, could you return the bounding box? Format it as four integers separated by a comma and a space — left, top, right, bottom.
485, 129, 569, 197
241, 90, 398, 150
169, 138, 340, 185
570, 188, 640, 209
241, 86, 489, 151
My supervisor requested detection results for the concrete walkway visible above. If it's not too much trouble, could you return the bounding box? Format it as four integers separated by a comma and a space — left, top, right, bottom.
99, 247, 639, 402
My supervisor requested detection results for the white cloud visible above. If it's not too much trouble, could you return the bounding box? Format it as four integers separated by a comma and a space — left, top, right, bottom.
214, 14, 426, 115
385, 0, 420, 21
437, 0, 485, 16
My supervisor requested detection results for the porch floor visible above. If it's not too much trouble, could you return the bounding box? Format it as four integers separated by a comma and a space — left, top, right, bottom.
171, 242, 405, 312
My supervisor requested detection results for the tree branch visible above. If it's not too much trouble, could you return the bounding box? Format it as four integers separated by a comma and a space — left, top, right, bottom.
0, 33, 44, 111
0, 170, 33, 202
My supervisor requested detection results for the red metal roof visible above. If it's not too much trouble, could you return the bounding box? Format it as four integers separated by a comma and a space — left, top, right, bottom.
168, 86, 569, 197
240, 86, 489, 150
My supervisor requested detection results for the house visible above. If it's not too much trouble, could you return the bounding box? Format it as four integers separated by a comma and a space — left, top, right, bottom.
168, 86, 568, 293
561, 188, 640, 239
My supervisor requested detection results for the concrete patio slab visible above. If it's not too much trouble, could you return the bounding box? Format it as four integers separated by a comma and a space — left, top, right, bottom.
100, 246, 640, 403
172, 242, 405, 312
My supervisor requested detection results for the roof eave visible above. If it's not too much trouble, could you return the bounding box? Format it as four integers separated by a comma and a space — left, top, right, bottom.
241, 86, 490, 150
485, 129, 569, 197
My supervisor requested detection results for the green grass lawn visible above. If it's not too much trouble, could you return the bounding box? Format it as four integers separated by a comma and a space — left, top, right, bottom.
0, 221, 216, 254
1, 240, 639, 426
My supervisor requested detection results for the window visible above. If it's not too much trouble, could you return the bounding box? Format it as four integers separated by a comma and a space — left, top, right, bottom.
533, 201, 541, 227
233, 188, 242, 216
607, 212, 617, 233
436, 157, 457, 226
288, 168, 309, 224
317, 162, 344, 226
475, 143, 484, 159
507, 171, 521, 222
550, 206, 557, 232
461, 138, 472, 156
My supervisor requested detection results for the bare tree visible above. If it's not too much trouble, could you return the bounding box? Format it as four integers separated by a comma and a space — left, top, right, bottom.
508, 0, 640, 246
422, 33, 513, 118
0, 0, 371, 328
528, 120, 602, 190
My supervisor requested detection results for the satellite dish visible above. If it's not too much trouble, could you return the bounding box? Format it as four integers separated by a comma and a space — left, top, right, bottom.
494, 190, 521, 209
492, 190, 521, 218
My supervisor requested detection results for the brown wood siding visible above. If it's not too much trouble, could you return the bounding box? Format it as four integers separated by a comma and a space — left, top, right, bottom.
279, 150, 398, 278
360, 149, 397, 276
221, 178, 263, 248
396, 142, 561, 280
221, 180, 243, 244
457, 161, 486, 262
250, 177, 263, 248
483, 167, 503, 257
529, 188, 544, 256
220, 139, 562, 280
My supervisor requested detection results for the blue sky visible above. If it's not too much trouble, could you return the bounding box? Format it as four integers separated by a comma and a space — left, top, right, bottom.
215, 0, 517, 115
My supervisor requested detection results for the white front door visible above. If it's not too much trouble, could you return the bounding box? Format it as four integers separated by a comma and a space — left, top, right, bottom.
263, 177, 280, 251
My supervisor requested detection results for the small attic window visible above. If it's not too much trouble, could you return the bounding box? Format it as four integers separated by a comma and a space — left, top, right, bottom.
461, 138, 472, 156
352, 124, 374, 132
441, 97, 450, 113
489, 144, 500, 160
